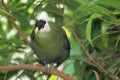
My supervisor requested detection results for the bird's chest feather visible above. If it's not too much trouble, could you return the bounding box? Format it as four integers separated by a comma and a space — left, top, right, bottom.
33, 31, 62, 55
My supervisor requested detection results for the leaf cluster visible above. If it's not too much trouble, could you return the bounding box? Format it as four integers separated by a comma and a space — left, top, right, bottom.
0, 0, 119, 80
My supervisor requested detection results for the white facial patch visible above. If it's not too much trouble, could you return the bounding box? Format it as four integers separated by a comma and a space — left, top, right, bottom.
39, 22, 51, 33
36, 11, 51, 32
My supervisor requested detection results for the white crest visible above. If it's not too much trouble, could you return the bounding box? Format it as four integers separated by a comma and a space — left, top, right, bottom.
36, 11, 48, 21
36, 11, 51, 32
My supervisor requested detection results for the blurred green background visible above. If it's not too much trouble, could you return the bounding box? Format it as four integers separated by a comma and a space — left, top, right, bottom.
0, 0, 120, 80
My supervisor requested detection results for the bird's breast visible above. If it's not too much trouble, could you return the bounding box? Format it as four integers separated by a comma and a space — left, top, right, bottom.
33, 31, 61, 56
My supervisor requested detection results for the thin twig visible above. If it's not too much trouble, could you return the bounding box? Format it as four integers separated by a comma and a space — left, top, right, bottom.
93, 70, 100, 80
0, 64, 75, 80
62, 14, 117, 80
1, 0, 30, 46
4, 71, 8, 80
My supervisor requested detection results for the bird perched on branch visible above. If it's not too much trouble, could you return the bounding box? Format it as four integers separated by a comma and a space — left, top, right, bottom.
30, 11, 70, 75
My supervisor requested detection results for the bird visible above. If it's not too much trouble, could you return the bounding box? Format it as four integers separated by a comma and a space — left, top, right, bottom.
30, 12, 70, 76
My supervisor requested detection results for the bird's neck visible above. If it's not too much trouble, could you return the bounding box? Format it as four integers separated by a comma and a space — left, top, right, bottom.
39, 22, 51, 33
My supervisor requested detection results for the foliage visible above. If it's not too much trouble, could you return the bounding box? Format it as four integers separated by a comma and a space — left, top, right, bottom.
0, 0, 120, 80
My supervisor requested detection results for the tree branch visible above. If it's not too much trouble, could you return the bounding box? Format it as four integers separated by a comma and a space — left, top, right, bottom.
0, 64, 75, 80
63, 15, 117, 80
1, 1, 75, 80
1, 0, 30, 46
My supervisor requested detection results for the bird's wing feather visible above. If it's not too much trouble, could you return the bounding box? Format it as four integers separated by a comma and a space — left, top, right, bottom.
31, 28, 35, 41
55, 28, 71, 66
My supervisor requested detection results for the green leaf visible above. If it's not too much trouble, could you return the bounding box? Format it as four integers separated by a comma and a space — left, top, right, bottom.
0, 8, 12, 16
77, 4, 113, 16
44, 4, 62, 16
12, 12, 30, 28
73, 61, 82, 80
96, 0, 120, 10
0, 22, 6, 37
101, 22, 108, 48
65, 0, 80, 10
115, 36, 120, 49
86, 14, 102, 46
69, 56, 95, 66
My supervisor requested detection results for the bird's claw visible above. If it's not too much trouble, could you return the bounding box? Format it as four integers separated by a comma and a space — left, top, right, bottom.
44, 63, 55, 74
44, 64, 50, 74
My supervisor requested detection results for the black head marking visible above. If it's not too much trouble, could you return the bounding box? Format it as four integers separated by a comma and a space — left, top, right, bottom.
35, 20, 46, 30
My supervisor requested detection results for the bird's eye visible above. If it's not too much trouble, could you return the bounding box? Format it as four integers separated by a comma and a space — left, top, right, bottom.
41, 25, 45, 28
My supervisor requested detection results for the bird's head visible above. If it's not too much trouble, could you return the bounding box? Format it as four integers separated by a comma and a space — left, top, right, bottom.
35, 20, 46, 33
35, 11, 50, 33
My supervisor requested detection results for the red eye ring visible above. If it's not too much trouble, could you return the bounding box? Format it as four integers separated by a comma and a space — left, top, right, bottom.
41, 25, 44, 28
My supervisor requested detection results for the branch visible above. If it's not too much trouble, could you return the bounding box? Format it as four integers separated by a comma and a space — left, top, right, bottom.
0, 64, 75, 80
1, 1, 75, 80
93, 70, 100, 80
1, 1, 30, 46
63, 15, 117, 80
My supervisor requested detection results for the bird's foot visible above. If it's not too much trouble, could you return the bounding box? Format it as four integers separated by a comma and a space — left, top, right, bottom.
49, 63, 55, 70
44, 63, 55, 74
44, 64, 51, 74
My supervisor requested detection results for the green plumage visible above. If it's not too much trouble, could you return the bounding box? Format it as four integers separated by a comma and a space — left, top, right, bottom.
31, 20, 70, 66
